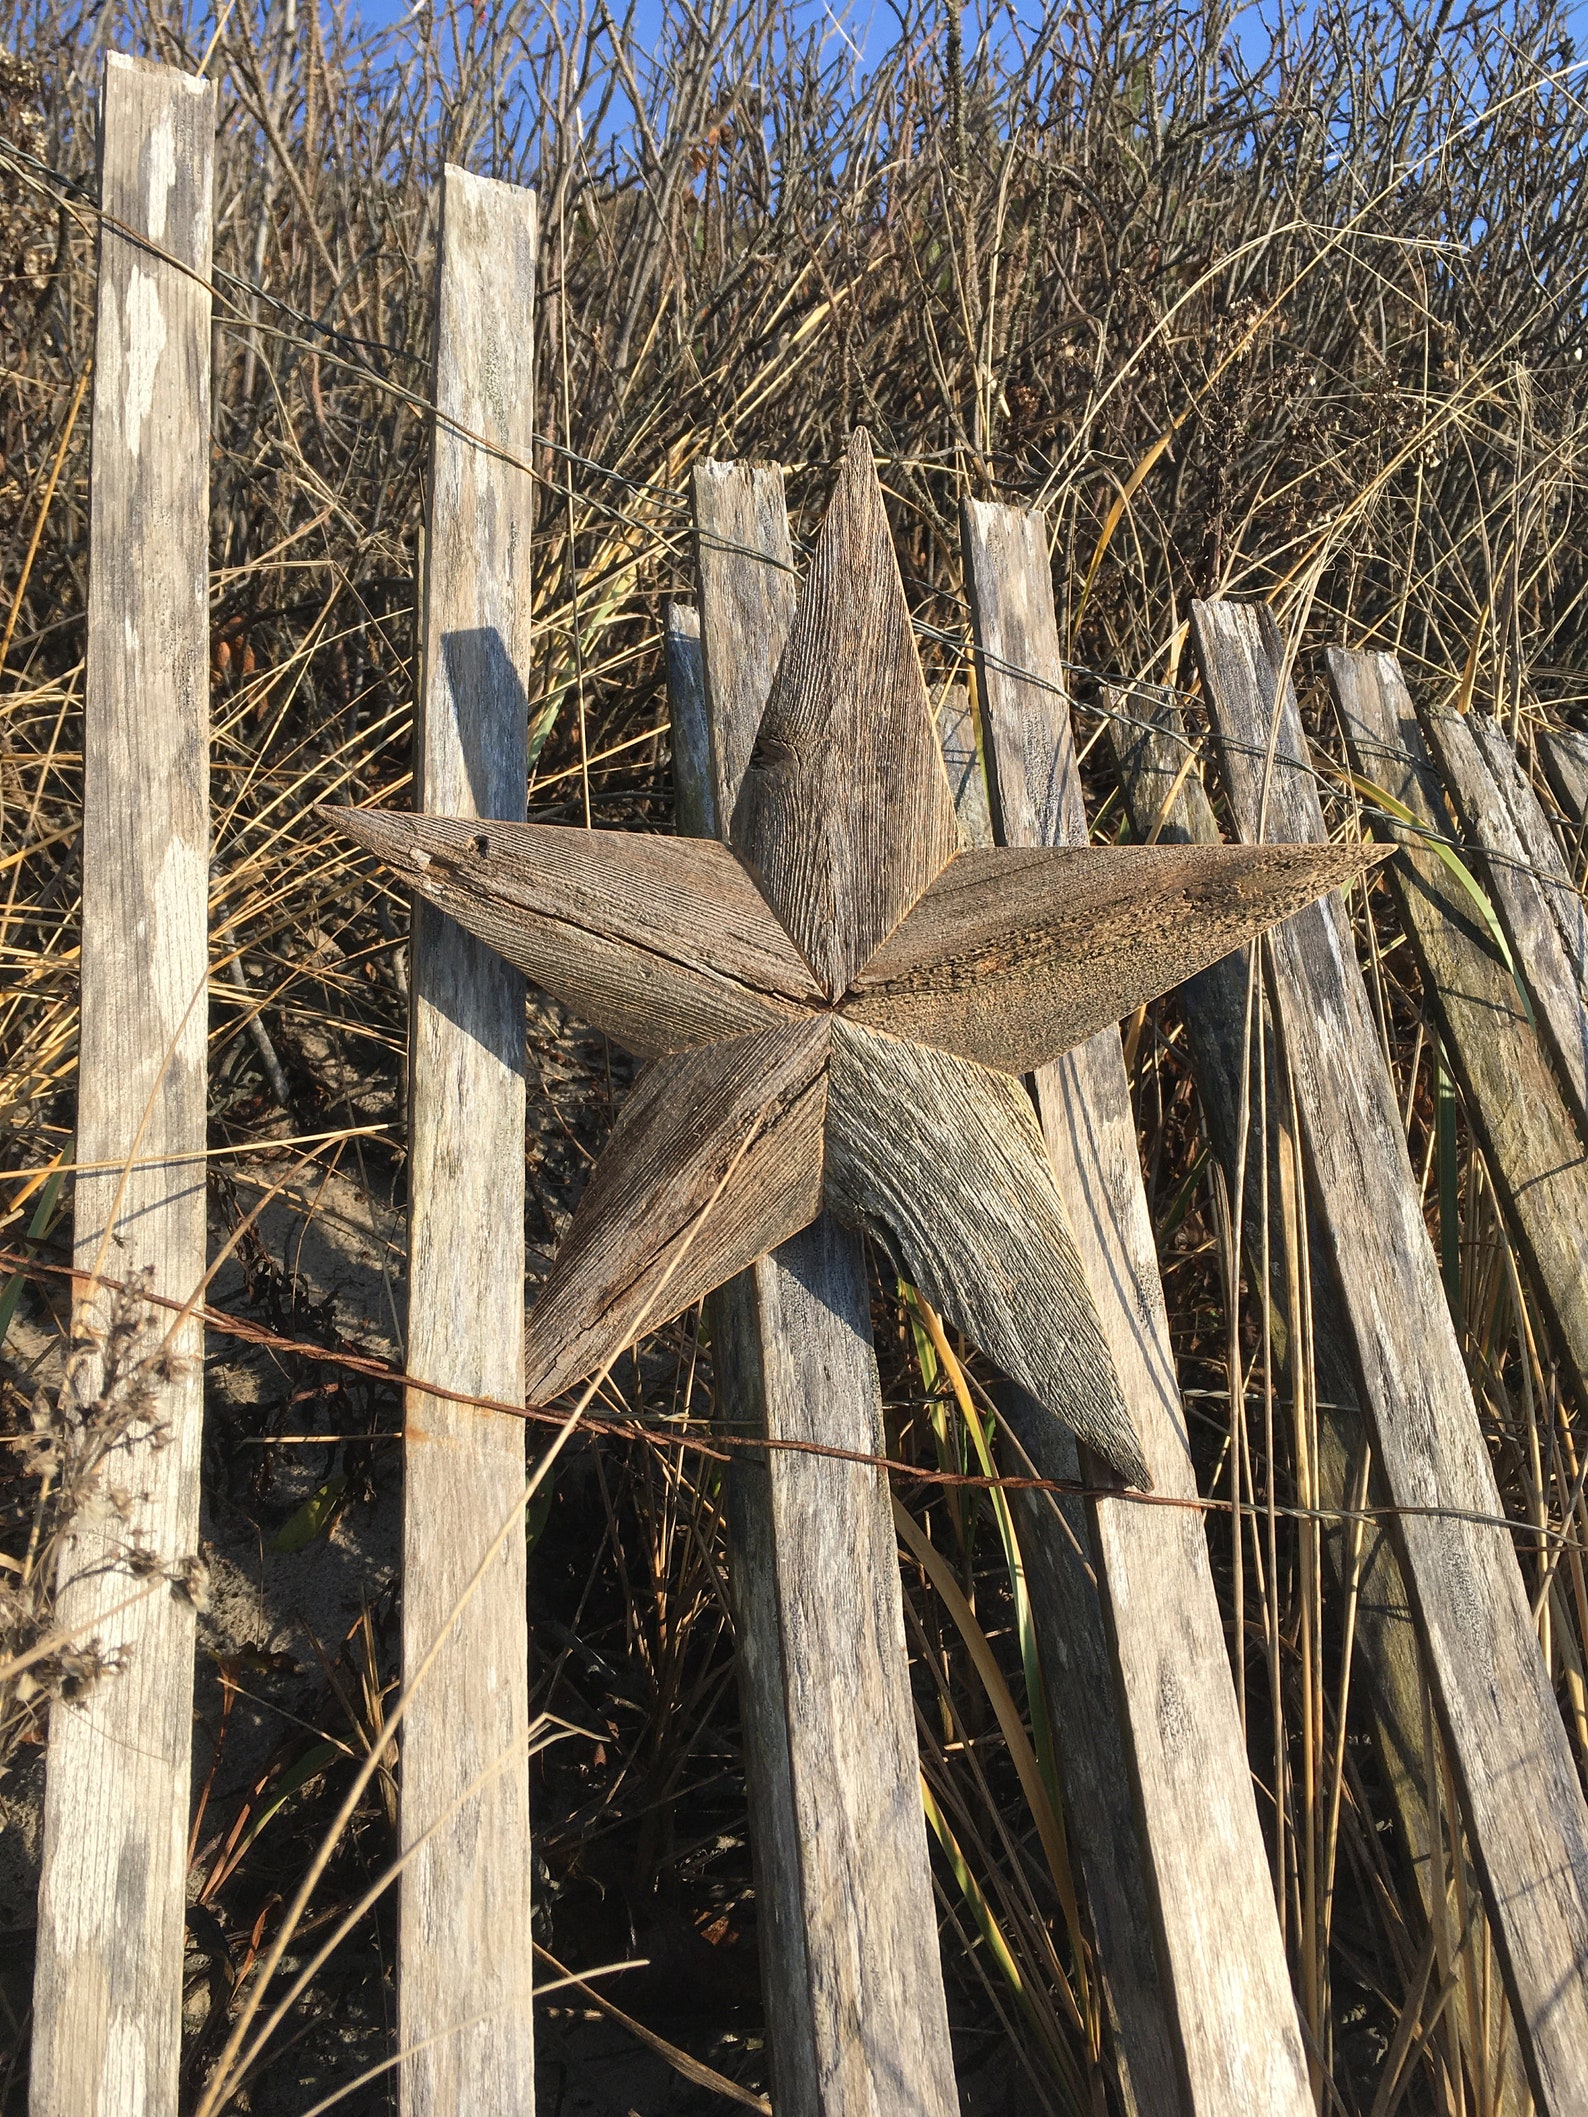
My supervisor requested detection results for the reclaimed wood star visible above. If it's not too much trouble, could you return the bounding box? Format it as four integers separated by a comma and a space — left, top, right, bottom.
330, 435, 1385, 1487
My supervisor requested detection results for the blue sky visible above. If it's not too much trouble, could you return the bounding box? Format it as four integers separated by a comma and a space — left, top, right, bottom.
326, 0, 1588, 122
303, 0, 1588, 166
337, 0, 1588, 55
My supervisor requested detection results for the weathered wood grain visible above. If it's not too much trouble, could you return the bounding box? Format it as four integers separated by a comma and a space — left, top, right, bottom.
400, 164, 537, 2117
524, 1019, 829, 1404
1539, 723, 1588, 827
1327, 651, 1588, 1412
731, 431, 959, 994
30, 57, 214, 2117
993, 1395, 1181, 2117
1109, 691, 1532, 2117
667, 602, 715, 839
1418, 705, 1588, 1130
332, 807, 820, 1054
843, 839, 1383, 1073
938, 684, 994, 847
825, 1020, 1145, 1483
944, 729, 1179, 2117
693, 459, 799, 819
1465, 711, 1588, 1002
1195, 602, 1588, 2114
683, 463, 958, 2117
963, 497, 1316, 2117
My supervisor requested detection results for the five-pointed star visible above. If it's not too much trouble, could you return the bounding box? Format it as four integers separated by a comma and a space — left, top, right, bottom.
330, 435, 1384, 1488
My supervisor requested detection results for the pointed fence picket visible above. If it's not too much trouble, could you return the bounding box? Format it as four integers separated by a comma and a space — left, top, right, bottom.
1326, 651, 1588, 1416
1418, 704, 1588, 1128
1108, 686, 1533, 2117
937, 678, 1183, 2117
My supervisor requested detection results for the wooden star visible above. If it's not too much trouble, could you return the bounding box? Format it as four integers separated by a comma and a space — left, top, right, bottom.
330, 435, 1384, 1487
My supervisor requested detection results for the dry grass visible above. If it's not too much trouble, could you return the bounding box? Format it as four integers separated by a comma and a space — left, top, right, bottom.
2, 0, 1588, 2108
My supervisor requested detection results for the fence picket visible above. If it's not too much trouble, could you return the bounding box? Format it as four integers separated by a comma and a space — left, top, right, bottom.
1419, 704, 1588, 1129
1327, 651, 1588, 1418
400, 164, 538, 2114
962, 501, 1315, 2117
941, 686, 1179, 2117
1197, 604, 1588, 2113
30, 53, 215, 2117
1465, 715, 1588, 1005
1108, 692, 1531, 2115
674, 468, 959, 2117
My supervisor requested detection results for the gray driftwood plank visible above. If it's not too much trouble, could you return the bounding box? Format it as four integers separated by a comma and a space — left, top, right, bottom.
1417, 705, 1588, 1131
730, 433, 958, 994
30, 56, 215, 2117
1326, 652, 1588, 1415
1109, 694, 1532, 2116
680, 463, 957, 2117
962, 500, 1315, 2116
334, 808, 822, 1054
400, 164, 537, 2116
1195, 602, 1588, 2113
524, 1019, 829, 1403
941, 725, 1177, 2117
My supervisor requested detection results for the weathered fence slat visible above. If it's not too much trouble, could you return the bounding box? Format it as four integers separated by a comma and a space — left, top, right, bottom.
1196, 602, 1588, 2113
1539, 723, 1588, 830
940, 682, 1166, 2055
1326, 651, 1588, 1413
30, 53, 215, 2117
400, 164, 537, 2114
1464, 712, 1588, 1005
1418, 704, 1588, 1130
941, 694, 1178, 2117
665, 602, 712, 839
962, 502, 1315, 2117
1109, 694, 1531, 2115
680, 463, 957, 2117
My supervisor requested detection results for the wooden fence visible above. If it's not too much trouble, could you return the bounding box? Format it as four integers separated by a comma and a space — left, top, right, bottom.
25, 45, 1588, 2117
31, 54, 215, 2117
